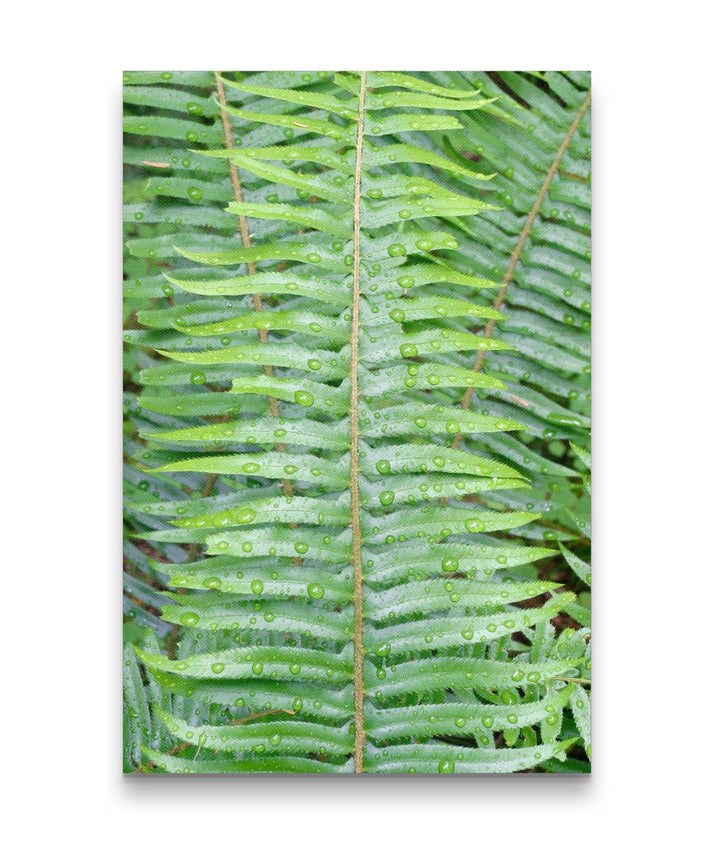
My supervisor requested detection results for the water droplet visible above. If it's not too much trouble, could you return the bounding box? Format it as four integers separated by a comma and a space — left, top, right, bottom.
399, 343, 418, 358
294, 390, 315, 407
236, 508, 256, 524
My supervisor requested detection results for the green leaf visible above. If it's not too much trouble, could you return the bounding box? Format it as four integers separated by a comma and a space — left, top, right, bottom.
366, 71, 482, 98
559, 542, 592, 586
145, 418, 349, 451
570, 684, 592, 759
227, 201, 353, 238
366, 656, 583, 697
221, 78, 359, 119
146, 452, 349, 489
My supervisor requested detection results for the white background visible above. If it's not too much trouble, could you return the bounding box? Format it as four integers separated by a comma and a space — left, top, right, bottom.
2, 1, 717, 852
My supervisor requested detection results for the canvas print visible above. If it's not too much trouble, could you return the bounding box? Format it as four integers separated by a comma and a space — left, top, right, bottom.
123, 70, 591, 774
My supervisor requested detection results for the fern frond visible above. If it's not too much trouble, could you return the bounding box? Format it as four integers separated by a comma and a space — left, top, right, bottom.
123, 69, 591, 774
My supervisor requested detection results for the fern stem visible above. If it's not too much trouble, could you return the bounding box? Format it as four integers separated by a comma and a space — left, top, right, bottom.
350, 70, 368, 773
214, 71, 292, 499
214, 72, 279, 411
453, 89, 592, 447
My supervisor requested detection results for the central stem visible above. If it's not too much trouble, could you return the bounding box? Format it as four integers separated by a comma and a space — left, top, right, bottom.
350, 70, 367, 773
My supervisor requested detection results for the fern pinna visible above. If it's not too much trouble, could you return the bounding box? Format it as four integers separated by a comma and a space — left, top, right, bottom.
123, 70, 591, 774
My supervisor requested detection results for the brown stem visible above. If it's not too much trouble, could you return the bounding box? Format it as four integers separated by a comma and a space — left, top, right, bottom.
214, 72, 292, 499
349, 71, 368, 773
452, 90, 592, 450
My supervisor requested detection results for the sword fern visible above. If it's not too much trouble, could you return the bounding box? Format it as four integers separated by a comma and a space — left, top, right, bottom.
123, 69, 591, 774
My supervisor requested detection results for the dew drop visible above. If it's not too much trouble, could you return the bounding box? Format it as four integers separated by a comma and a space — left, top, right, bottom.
294, 390, 315, 407
399, 343, 418, 358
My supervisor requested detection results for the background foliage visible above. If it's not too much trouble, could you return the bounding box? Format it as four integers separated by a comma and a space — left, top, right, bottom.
123, 69, 591, 774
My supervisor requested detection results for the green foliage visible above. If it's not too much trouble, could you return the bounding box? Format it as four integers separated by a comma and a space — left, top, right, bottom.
123, 69, 591, 774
